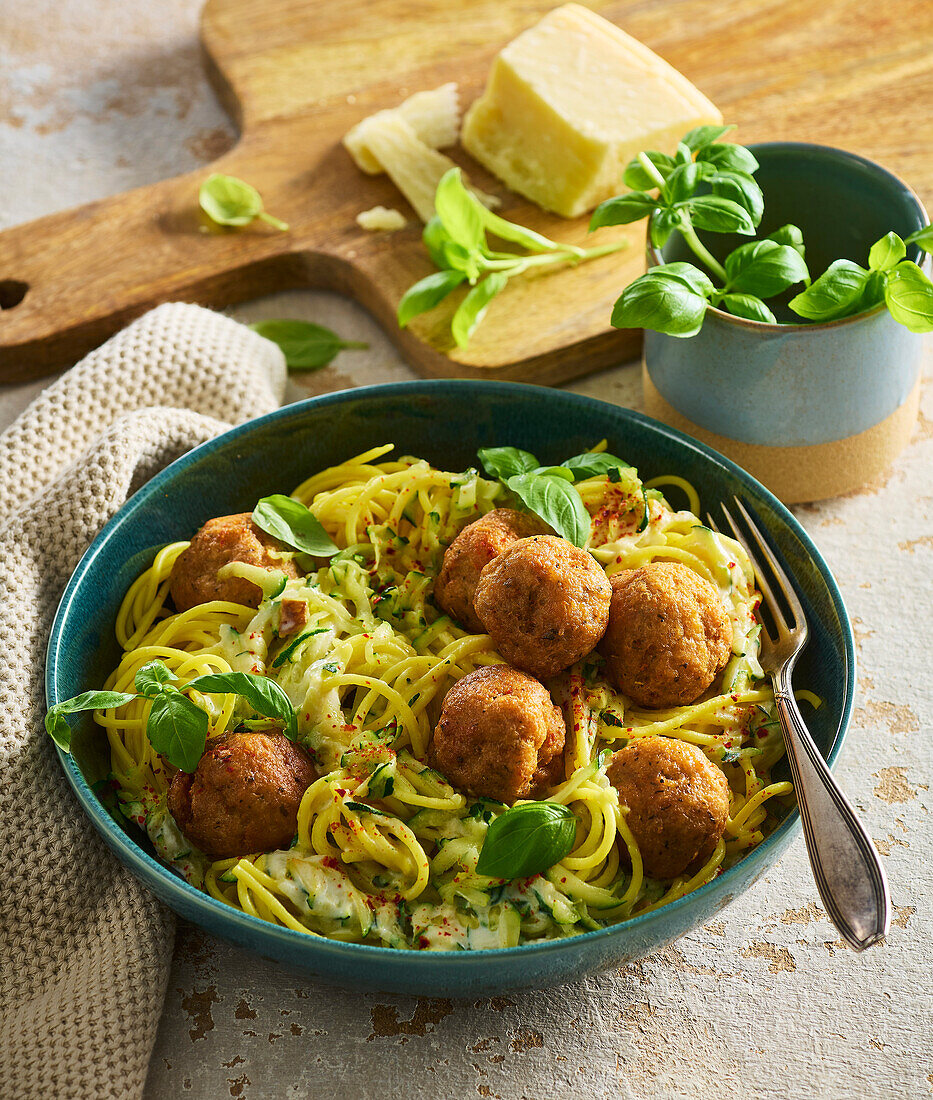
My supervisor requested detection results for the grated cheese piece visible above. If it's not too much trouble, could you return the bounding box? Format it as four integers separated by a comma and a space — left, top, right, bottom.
344, 83, 460, 174
356, 206, 408, 232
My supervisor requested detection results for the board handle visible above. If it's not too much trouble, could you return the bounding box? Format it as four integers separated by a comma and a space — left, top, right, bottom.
0, 169, 320, 383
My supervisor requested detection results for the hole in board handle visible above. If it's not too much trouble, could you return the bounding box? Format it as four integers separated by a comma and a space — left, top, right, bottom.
0, 280, 28, 309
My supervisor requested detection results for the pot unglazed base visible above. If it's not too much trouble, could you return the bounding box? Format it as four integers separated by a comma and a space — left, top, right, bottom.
642, 368, 920, 503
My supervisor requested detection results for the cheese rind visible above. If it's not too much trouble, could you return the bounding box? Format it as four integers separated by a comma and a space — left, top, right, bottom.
461, 4, 722, 218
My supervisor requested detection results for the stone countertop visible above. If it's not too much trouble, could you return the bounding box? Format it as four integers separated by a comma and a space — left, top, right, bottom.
1, 4, 930, 1098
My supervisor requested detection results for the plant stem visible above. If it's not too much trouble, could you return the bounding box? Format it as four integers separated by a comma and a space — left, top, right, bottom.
679, 220, 727, 282
637, 152, 669, 192
480, 240, 626, 276
259, 211, 290, 231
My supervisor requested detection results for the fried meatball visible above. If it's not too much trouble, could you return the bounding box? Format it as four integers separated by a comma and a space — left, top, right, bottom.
607, 736, 730, 879
473, 535, 611, 680
434, 508, 548, 632
428, 664, 566, 804
167, 730, 317, 858
598, 562, 733, 708
170, 513, 300, 611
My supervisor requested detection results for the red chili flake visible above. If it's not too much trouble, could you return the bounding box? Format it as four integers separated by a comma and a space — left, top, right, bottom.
418, 936, 429, 949
322, 856, 339, 870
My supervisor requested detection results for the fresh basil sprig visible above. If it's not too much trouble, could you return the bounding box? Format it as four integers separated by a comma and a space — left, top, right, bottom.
252, 495, 339, 557
199, 174, 288, 232
398, 168, 626, 347
249, 319, 367, 372
46, 660, 299, 772
474, 801, 577, 880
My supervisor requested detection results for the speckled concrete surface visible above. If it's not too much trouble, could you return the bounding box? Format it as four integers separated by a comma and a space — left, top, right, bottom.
1, 5, 930, 1098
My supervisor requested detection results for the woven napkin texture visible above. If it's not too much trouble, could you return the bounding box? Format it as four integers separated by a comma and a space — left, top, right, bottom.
0, 303, 287, 1100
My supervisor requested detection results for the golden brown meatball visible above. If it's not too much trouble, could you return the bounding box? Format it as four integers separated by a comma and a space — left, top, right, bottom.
167, 730, 317, 858
170, 513, 300, 611
434, 508, 548, 632
598, 562, 733, 708
428, 664, 566, 804
607, 736, 730, 879
473, 535, 611, 680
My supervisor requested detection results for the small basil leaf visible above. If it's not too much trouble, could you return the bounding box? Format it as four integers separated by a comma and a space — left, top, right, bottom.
188, 671, 298, 740
709, 171, 764, 227
252, 494, 339, 557
648, 207, 684, 249
653, 261, 716, 298
532, 465, 576, 483
450, 272, 508, 348
905, 224, 933, 255
135, 660, 177, 697
788, 259, 870, 321
851, 269, 888, 314
684, 195, 756, 235
505, 471, 590, 547
198, 173, 288, 231
695, 142, 759, 174
675, 142, 692, 165
663, 162, 701, 205
434, 168, 485, 254
146, 691, 209, 773
474, 802, 577, 879
478, 446, 540, 479
622, 152, 676, 190
249, 320, 367, 371
868, 232, 906, 272
397, 269, 467, 328
766, 224, 806, 261
681, 124, 734, 152
610, 271, 709, 338
724, 240, 810, 297
883, 261, 933, 333
45, 691, 139, 752
561, 452, 632, 480
719, 293, 776, 323
589, 192, 659, 231
423, 217, 453, 268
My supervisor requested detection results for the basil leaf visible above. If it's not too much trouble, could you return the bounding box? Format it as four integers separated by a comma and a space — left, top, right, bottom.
249, 320, 367, 371
851, 269, 888, 314
684, 195, 756, 235
648, 207, 683, 249
422, 217, 452, 267
45, 691, 138, 753
788, 259, 870, 321
561, 452, 632, 480
655, 261, 716, 298
451, 273, 508, 348
719, 293, 776, 323
135, 660, 177, 697
589, 192, 659, 231
146, 691, 209, 773
709, 171, 764, 227
532, 465, 576, 483
505, 471, 590, 548
724, 240, 810, 297
663, 162, 701, 205
397, 269, 467, 327
905, 224, 933, 255
198, 173, 288, 231
252, 494, 339, 557
696, 142, 759, 174
610, 271, 709, 338
622, 152, 676, 190
868, 232, 906, 272
682, 124, 734, 152
188, 671, 298, 740
474, 802, 577, 880
883, 261, 933, 333
766, 224, 806, 261
434, 168, 485, 254
478, 446, 540, 479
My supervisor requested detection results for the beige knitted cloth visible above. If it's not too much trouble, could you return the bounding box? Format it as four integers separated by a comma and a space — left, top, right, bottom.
0, 304, 287, 1099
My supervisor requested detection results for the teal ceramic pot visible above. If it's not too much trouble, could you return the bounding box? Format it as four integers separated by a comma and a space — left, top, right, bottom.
642, 143, 929, 502
47, 381, 855, 994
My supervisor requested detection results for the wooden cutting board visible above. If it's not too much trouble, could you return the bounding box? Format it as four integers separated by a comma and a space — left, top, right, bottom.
0, 0, 930, 384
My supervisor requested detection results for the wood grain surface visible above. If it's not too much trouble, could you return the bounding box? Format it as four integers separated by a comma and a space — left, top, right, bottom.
0, 0, 930, 383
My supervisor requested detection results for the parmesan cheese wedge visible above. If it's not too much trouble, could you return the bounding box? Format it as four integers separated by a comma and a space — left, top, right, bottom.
344, 83, 460, 174
461, 4, 723, 218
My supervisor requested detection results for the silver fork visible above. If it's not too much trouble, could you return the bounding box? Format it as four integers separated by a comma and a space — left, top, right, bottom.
708, 497, 890, 952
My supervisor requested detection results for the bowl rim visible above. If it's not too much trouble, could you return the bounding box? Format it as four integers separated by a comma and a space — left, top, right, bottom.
46, 378, 856, 966
646, 140, 931, 334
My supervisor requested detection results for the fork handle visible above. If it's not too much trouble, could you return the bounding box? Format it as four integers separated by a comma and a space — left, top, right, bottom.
774, 671, 890, 950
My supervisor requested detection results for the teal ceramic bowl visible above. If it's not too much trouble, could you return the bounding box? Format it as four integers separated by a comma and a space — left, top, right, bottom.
643, 142, 929, 502
46, 381, 855, 994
